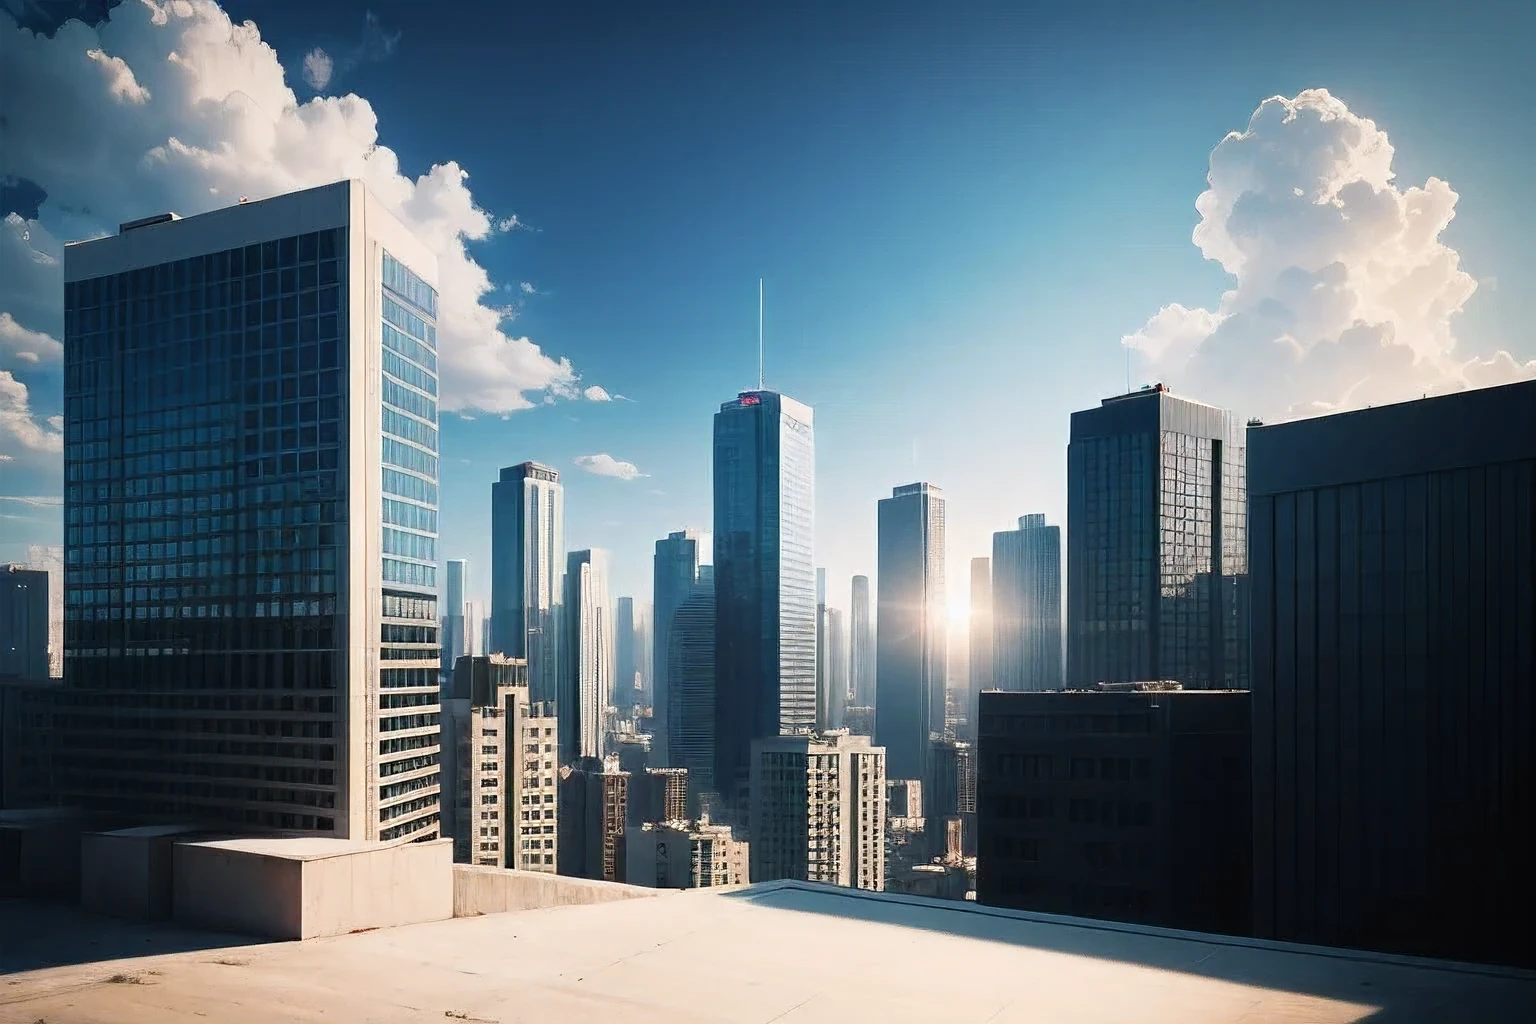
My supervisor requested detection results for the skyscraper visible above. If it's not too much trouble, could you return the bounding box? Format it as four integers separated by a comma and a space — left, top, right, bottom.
1066, 384, 1247, 689
815, 569, 847, 732
1, 566, 49, 681
666, 566, 716, 793
713, 390, 816, 807
850, 575, 875, 708
563, 548, 613, 763
967, 557, 992, 741
1248, 381, 1536, 968
491, 462, 564, 704
441, 559, 470, 678
633, 600, 653, 703
58, 180, 441, 840
653, 528, 705, 766
614, 595, 637, 709
876, 482, 947, 783
992, 514, 1063, 692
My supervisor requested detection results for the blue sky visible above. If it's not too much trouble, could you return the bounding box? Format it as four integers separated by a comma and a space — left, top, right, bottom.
3, 0, 1534, 613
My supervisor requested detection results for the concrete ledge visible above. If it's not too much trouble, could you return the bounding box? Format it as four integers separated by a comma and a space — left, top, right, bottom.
80, 825, 206, 921
453, 864, 663, 917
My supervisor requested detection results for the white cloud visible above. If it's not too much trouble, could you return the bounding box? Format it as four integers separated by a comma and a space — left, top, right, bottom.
519, 281, 536, 294
0, 370, 63, 463
497, 215, 532, 233
573, 453, 646, 480
583, 385, 612, 401
0, 312, 62, 364
85, 46, 150, 103
0, 0, 579, 416
0, 495, 63, 506
301, 47, 333, 91
1124, 88, 1535, 420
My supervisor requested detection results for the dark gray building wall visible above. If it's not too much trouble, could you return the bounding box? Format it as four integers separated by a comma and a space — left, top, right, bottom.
1249, 380, 1536, 969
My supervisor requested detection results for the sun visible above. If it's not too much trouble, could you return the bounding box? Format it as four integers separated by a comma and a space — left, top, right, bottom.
946, 601, 971, 625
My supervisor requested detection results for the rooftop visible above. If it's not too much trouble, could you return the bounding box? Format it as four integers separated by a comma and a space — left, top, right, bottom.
5, 881, 1533, 1023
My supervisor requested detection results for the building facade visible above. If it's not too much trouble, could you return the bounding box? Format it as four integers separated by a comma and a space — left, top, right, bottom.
713, 391, 816, 807
58, 181, 441, 840
850, 575, 875, 708
562, 548, 612, 764
1066, 385, 1247, 690
557, 754, 630, 882
667, 566, 715, 793
928, 737, 977, 858
628, 766, 689, 825
441, 559, 470, 679
814, 569, 847, 732
976, 686, 1251, 936
876, 482, 947, 784
614, 595, 637, 710
653, 529, 705, 766
749, 731, 886, 891
490, 462, 564, 704
992, 515, 1063, 692
442, 655, 558, 870
1248, 381, 1536, 968
967, 557, 992, 742
626, 819, 749, 889
1, 566, 49, 682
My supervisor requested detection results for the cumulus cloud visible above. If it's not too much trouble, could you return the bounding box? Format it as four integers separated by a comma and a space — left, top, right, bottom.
519, 281, 536, 294
0, 370, 63, 462
573, 453, 646, 480
301, 48, 333, 90
0, 312, 62, 364
1124, 89, 1535, 420
583, 385, 611, 401
0, 0, 579, 416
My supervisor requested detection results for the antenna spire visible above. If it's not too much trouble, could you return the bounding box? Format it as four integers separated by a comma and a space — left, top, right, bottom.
758, 278, 764, 391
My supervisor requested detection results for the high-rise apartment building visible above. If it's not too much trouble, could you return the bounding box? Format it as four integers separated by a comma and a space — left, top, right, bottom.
442, 655, 558, 870
814, 569, 847, 732
1066, 385, 1247, 690
441, 559, 470, 678
713, 390, 816, 806
626, 819, 749, 889
876, 482, 947, 784
1248, 381, 1536, 969
967, 557, 992, 741
992, 515, 1063, 692
667, 566, 715, 793
749, 731, 885, 891
490, 462, 564, 704
1, 566, 49, 681
614, 595, 637, 710
58, 181, 441, 840
976, 685, 1251, 936
563, 549, 612, 764
557, 753, 629, 882
653, 529, 705, 766
850, 575, 875, 708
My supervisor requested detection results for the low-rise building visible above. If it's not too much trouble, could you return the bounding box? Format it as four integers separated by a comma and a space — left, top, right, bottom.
625, 818, 748, 889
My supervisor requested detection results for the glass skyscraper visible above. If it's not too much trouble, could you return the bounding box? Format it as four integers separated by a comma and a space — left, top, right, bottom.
1066, 384, 1247, 689
849, 574, 874, 708
441, 559, 469, 678
991, 514, 1063, 692
652, 528, 705, 766
875, 481, 947, 783
562, 548, 612, 763
59, 180, 442, 841
712, 389, 815, 807
667, 565, 716, 793
490, 461, 564, 706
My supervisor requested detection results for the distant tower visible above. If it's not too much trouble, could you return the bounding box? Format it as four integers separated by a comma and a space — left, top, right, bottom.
441, 559, 470, 678
876, 482, 947, 784
850, 575, 875, 707
668, 566, 716, 792
815, 569, 847, 732
614, 596, 637, 710
653, 529, 706, 765
967, 557, 991, 741
563, 549, 613, 763
992, 515, 1063, 691
491, 462, 565, 705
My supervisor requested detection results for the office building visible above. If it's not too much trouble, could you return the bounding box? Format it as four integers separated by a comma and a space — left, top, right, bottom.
713, 391, 816, 806
653, 529, 706, 766
557, 754, 629, 882
1, 566, 49, 681
976, 685, 1251, 936
626, 819, 749, 889
667, 566, 715, 793
967, 557, 992, 741
478, 612, 492, 660
633, 601, 652, 703
850, 575, 875, 707
749, 731, 886, 891
614, 596, 637, 710
441, 655, 558, 871
628, 766, 689, 825
876, 482, 947, 784
25, 545, 63, 678
490, 461, 564, 703
843, 705, 874, 737
58, 181, 441, 840
1066, 384, 1247, 690
1248, 381, 1536, 968
562, 549, 612, 764
928, 737, 977, 858
993, 515, 1063, 692
814, 569, 847, 732
441, 559, 470, 679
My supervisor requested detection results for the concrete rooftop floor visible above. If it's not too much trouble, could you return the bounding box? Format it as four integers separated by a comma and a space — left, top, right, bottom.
4, 882, 1535, 1023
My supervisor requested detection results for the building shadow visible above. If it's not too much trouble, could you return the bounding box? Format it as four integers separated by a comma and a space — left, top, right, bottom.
0, 899, 263, 974
721, 883, 1536, 1024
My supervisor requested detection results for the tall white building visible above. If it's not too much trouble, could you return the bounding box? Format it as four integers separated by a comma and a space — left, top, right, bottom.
490, 462, 564, 706
749, 731, 886, 891
60, 180, 441, 840
563, 548, 613, 763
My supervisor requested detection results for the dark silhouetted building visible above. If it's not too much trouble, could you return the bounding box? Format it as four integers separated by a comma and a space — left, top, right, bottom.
629, 766, 689, 825
557, 754, 629, 882
1248, 381, 1536, 968
2, 566, 49, 682
928, 737, 977, 858
876, 482, 947, 784
977, 685, 1251, 936
1067, 385, 1248, 690
654, 528, 706, 766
